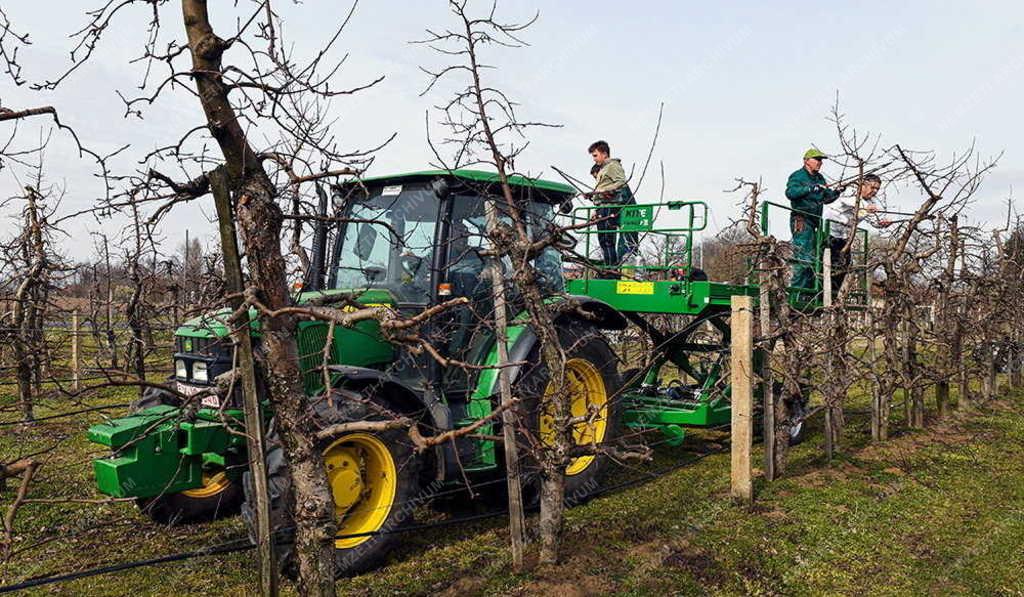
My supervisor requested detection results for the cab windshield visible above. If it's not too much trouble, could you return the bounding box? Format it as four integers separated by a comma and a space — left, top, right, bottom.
332, 183, 439, 303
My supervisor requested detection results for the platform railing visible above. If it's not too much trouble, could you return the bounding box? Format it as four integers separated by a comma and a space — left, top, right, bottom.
569, 200, 709, 279
759, 200, 870, 306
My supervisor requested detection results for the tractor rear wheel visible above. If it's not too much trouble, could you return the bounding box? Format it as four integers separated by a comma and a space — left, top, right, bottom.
132, 384, 244, 524
243, 389, 423, 578
516, 324, 623, 502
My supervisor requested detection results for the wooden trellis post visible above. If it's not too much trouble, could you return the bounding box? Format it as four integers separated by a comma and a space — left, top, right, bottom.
822, 247, 832, 308
483, 196, 526, 571
210, 168, 278, 596
730, 295, 754, 503
758, 273, 775, 482
71, 310, 81, 392
822, 248, 834, 461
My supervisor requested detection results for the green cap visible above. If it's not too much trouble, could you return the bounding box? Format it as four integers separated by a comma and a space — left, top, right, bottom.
803, 148, 827, 160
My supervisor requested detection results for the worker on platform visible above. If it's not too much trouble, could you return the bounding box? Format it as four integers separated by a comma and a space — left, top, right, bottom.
586, 140, 638, 270
828, 173, 891, 297
785, 148, 844, 292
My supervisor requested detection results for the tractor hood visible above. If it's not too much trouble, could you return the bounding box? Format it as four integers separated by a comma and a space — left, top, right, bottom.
174, 288, 397, 338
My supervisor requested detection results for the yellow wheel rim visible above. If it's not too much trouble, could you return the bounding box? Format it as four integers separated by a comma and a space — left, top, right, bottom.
181, 469, 231, 499
539, 358, 609, 476
323, 433, 397, 549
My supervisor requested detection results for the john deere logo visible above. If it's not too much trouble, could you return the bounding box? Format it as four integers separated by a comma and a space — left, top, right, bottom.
184, 339, 193, 352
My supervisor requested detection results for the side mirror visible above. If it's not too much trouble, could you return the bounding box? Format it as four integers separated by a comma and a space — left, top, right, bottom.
355, 224, 378, 261
331, 185, 346, 210
431, 177, 450, 200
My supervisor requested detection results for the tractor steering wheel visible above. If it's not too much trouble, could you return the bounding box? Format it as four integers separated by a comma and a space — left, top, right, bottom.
400, 254, 424, 278
361, 266, 386, 283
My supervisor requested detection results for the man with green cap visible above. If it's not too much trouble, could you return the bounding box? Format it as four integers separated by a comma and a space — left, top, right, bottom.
785, 148, 845, 291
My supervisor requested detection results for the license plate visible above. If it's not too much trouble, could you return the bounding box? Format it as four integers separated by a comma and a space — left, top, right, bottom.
176, 382, 219, 408
176, 382, 203, 396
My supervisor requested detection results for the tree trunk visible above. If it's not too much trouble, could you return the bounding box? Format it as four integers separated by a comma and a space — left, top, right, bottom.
1011, 346, 1023, 388
935, 382, 950, 417
758, 273, 776, 481
959, 361, 971, 411
867, 309, 884, 441
982, 345, 995, 402
482, 199, 525, 571
823, 307, 848, 459
182, 2, 336, 593
535, 331, 568, 565
126, 205, 147, 399
12, 193, 48, 422
878, 303, 903, 440
537, 463, 566, 563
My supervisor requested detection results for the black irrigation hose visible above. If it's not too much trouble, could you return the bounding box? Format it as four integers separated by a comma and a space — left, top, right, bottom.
592, 444, 729, 498
0, 374, 138, 387
0, 440, 736, 594
0, 403, 129, 426
0, 538, 255, 594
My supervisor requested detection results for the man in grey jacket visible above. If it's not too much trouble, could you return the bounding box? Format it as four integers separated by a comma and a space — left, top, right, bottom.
586, 140, 637, 269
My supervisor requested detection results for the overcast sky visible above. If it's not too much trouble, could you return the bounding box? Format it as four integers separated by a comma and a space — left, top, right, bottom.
2, 0, 1021, 257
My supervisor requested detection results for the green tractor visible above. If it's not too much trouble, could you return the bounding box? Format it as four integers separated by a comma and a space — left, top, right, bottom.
87, 169, 858, 574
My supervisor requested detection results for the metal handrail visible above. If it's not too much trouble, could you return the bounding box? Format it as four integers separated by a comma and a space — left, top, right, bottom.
570, 201, 709, 275
759, 200, 871, 302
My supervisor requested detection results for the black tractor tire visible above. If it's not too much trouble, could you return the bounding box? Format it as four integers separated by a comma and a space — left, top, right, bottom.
242, 390, 423, 578
131, 382, 181, 411
515, 324, 623, 504
132, 383, 244, 525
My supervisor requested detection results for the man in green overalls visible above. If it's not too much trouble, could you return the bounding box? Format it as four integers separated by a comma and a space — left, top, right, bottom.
785, 148, 844, 291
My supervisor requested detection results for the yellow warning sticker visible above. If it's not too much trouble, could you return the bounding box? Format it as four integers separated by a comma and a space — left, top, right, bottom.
615, 281, 655, 295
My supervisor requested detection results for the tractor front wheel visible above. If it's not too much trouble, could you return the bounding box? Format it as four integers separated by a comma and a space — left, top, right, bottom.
244, 389, 423, 578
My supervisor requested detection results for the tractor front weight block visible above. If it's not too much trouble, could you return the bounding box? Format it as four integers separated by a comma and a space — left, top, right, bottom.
87, 405, 232, 499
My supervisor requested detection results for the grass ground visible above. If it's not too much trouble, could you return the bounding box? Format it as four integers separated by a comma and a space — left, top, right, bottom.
2, 383, 1022, 596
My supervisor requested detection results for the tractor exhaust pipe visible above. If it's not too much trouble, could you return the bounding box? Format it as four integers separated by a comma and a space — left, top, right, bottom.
304, 183, 330, 291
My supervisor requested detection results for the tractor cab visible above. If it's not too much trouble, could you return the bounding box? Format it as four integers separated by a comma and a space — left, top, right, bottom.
317, 170, 576, 397
325, 170, 572, 307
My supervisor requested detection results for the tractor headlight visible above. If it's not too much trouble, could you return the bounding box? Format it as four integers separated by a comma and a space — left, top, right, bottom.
175, 359, 188, 380
193, 361, 208, 383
